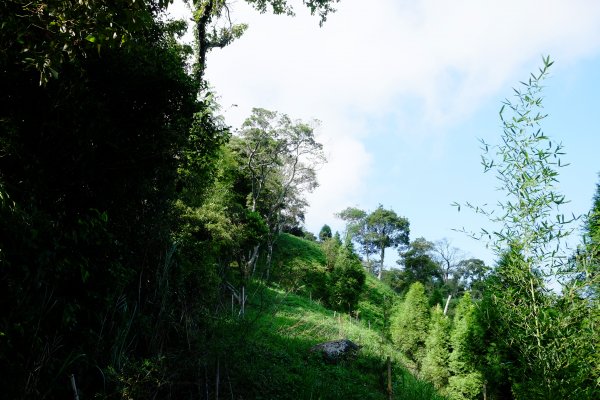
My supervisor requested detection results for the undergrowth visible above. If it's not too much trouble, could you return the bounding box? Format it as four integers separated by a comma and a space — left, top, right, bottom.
216, 278, 446, 399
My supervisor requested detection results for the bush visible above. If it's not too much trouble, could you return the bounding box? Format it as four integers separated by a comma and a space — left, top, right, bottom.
328, 242, 366, 311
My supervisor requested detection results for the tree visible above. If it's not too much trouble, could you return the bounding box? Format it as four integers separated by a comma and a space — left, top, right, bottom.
328, 241, 366, 312
432, 238, 463, 284
397, 237, 442, 293
0, 0, 158, 86
586, 175, 600, 243
447, 293, 483, 400
421, 305, 451, 391
455, 258, 490, 298
455, 56, 599, 398
579, 174, 600, 293
233, 108, 325, 278
321, 235, 342, 271
366, 205, 410, 280
319, 224, 333, 241
192, 0, 340, 80
0, 0, 341, 397
336, 206, 377, 268
0, 1, 231, 396
391, 282, 429, 367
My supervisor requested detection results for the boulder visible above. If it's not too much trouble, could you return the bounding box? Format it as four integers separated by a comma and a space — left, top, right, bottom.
309, 339, 361, 363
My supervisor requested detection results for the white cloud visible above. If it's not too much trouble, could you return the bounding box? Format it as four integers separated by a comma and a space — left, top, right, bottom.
304, 131, 372, 232
201, 0, 600, 130
170, 0, 600, 236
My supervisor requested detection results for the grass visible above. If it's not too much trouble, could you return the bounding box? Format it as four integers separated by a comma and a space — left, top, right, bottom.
356, 274, 399, 333
219, 283, 446, 399
213, 234, 446, 399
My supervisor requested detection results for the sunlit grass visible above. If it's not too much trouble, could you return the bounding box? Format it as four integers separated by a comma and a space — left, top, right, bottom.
225, 281, 446, 399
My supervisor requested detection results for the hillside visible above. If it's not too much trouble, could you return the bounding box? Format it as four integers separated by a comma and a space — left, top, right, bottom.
218, 233, 446, 399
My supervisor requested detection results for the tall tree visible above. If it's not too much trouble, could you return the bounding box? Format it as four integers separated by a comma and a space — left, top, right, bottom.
391, 282, 429, 367
397, 237, 442, 293
455, 56, 598, 398
433, 238, 463, 284
234, 108, 325, 278
366, 205, 410, 280
421, 305, 451, 391
337, 206, 378, 270
455, 258, 490, 298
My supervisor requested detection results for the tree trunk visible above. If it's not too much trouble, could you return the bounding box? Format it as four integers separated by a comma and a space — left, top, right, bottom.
194, 0, 214, 83
443, 295, 452, 315
378, 247, 385, 280
265, 239, 274, 281
248, 245, 260, 276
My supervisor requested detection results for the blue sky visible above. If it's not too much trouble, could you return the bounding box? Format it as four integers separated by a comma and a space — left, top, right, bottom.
170, 0, 600, 267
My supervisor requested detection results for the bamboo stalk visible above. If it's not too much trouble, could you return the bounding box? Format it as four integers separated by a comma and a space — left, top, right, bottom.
69, 374, 79, 400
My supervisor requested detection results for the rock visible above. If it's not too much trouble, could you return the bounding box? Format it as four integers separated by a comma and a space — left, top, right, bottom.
309, 339, 361, 363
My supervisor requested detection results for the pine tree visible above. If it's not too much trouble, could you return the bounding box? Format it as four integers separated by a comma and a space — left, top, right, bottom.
421, 305, 451, 390
447, 293, 483, 400
391, 282, 429, 366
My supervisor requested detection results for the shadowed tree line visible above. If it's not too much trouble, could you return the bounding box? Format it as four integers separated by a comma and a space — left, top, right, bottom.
0, 0, 339, 398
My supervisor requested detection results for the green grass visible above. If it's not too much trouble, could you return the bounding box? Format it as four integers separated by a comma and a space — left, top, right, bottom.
220, 283, 446, 399
356, 274, 399, 333
215, 234, 446, 399
268, 233, 329, 299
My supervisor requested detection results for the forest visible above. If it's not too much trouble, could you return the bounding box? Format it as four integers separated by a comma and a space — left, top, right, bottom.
0, 1, 598, 399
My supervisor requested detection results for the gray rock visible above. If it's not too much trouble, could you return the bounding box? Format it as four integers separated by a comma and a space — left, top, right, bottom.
309, 339, 361, 363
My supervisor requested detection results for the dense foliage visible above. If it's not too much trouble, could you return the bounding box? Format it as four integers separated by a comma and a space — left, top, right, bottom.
328, 241, 367, 311
390, 282, 429, 367
2, 2, 598, 399
385, 58, 599, 400
0, 0, 340, 398
420, 305, 451, 391
452, 57, 599, 399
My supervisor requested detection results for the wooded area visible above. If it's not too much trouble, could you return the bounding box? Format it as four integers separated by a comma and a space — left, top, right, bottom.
1, 1, 598, 399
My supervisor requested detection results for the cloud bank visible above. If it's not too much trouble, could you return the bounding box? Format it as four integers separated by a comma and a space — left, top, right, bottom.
171, 0, 600, 236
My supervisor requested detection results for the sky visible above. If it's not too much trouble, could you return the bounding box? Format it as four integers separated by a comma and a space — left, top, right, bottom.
168, 0, 600, 267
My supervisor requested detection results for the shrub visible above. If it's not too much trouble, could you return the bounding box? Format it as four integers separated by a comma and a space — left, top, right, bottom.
328, 242, 366, 311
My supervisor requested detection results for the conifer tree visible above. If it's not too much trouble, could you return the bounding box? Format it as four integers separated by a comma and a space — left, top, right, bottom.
447, 293, 483, 400
391, 281, 429, 366
421, 305, 451, 391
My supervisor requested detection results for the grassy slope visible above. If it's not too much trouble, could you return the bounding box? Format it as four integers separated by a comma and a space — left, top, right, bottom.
222, 234, 445, 399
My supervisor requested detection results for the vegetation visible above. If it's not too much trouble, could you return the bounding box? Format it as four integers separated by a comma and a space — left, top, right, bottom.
390, 282, 430, 368
338, 205, 410, 279
421, 305, 451, 391
455, 56, 599, 399
1, 1, 598, 399
446, 293, 483, 400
